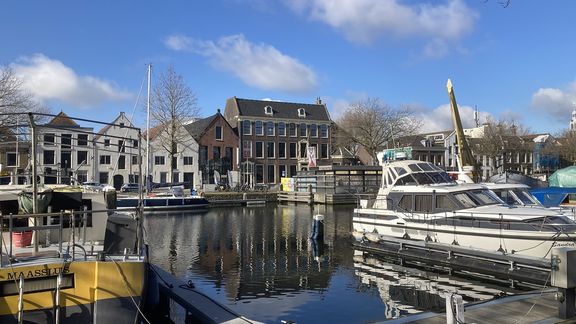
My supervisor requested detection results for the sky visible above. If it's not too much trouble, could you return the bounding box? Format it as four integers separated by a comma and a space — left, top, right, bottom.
2, 0, 576, 135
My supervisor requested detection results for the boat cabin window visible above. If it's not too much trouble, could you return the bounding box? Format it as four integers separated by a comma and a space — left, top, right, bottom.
495, 190, 517, 205
436, 195, 457, 211
394, 167, 407, 177
417, 163, 434, 171
398, 195, 413, 211
515, 190, 540, 205
525, 216, 576, 232
414, 195, 433, 212
468, 190, 501, 205
395, 174, 416, 186
453, 192, 477, 208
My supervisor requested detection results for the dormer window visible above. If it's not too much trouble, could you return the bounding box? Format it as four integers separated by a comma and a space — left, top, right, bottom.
298, 108, 306, 117
264, 105, 273, 115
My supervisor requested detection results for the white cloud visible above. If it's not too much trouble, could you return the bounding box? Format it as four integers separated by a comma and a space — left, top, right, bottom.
11, 54, 132, 108
531, 82, 576, 122
414, 104, 492, 133
165, 34, 318, 93
286, 0, 477, 57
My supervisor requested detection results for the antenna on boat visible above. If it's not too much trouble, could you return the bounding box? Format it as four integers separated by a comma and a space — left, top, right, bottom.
146, 64, 152, 195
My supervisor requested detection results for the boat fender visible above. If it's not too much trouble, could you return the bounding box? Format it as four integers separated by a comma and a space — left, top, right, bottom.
310, 214, 324, 240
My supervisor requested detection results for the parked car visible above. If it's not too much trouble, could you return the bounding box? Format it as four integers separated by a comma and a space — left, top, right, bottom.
120, 183, 140, 192
82, 182, 104, 192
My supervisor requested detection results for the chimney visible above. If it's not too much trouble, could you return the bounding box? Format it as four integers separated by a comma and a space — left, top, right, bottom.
316, 97, 322, 105
217, 108, 221, 114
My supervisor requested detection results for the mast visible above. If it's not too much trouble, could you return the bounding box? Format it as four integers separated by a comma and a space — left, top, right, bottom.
27, 113, 39, 253
146, 64, 151, 194
446, 79, 478, 182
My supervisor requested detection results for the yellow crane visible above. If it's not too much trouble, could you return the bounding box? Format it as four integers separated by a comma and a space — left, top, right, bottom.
446, 79, 479, 182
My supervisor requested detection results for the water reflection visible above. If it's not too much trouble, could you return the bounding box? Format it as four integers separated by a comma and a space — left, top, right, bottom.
145, 205, 520, 323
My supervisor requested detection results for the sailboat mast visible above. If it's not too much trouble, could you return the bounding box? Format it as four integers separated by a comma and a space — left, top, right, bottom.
146, 64, 151, 194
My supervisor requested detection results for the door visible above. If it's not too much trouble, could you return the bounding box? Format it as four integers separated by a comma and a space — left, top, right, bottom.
113, 174, 124, 190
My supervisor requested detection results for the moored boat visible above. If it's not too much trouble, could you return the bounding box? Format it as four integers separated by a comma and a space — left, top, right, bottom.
353, 157, 576, 259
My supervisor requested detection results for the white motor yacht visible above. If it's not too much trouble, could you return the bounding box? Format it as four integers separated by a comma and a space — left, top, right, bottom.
353, 158, 576, 259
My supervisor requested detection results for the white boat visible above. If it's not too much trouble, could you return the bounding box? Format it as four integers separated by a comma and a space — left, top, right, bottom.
116, 185, 209, 211
353, 158, 576, 259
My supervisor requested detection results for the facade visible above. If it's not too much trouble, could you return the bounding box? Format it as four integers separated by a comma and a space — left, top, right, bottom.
147, 122, 200, 189
224, 97, 332, 185
38, 112, 96, 185
184, 109, 238, 185
94, 112, 142, 189
0, 128, 30, 185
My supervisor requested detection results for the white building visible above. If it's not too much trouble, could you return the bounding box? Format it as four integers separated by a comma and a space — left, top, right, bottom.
147, 122, 200, 189
38, 112, 96, 185
94, 112, 142, 189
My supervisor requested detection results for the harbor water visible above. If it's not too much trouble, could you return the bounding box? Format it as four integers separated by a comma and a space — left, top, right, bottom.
145, 204, 522, 323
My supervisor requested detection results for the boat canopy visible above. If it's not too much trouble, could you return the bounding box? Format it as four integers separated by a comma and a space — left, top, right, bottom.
530, 187, 576, 207
383, 160, 455, 187
549, 166, 576, 187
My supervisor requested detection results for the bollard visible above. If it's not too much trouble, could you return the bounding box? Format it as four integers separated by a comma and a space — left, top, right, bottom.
551, 247, 576, 319
310, 214, 324, 241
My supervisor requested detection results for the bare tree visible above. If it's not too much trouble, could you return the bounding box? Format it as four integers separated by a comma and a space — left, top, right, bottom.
555, 129, 576, 166
336, 98, 422, 164
150, 65, 200, 182
472, 117, 530, 173
0, 66, 50, 125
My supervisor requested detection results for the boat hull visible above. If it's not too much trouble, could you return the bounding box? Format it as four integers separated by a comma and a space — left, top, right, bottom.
0, 259, 146, 323
354, 208, 575, 258
117, 197, 209, 211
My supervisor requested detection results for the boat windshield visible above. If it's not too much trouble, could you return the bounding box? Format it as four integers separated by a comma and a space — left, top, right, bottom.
453, 190, 501, 208
514, 189, 541, 205
525, 216, 576, 232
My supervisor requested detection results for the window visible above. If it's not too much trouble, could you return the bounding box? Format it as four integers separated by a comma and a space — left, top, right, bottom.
255, 121, 263, 135
279, 165, 286, 178
256, 165, 264, 183
61, 134, 72, 148
60, 152, 71, 169
278, 122, 286, 136
265, 105, 273, 115
77, 170, 88, 183
436, 195, 457, 211
6, 153, 17, 166
215, 125, 223, 140
289, 165, 297, 177
160, 172, 167, 183
44, 150, 55, 164
100, 155, 111, 165
255, 142, 264, 158
173, 172, 179, 183
99, 172, 109, 185
154, 156, 165, 165
183, 156, 194, 165
133, 140, 139, 148
310, 124, 318, 137
213, 146, 221, 159
242, 120, 252, 135
132, 156, 139, 165
266, 121, 274, 136
289, 123, 296, 137
77, 151, 88, 165
118, 140, 125, 152
267, 142, 275, 158
299, 142, 307, 158
398, 195, 413, 211
118, 156, 126, 169
279, 142, 286, 158
300, 123, 307, 137
289, 143, 297, 158
225, 147, 233, 162
119, 122, 125, 127
267, 165, 275, 183
320, 143, 328, 159
243, 141, 253, 158
298, 108, 306, 117
77, 134, 88, 146
320, 124, 328, 138
44, 133, 55, 145
104, 139, 110, 147
414, 195, 433, 213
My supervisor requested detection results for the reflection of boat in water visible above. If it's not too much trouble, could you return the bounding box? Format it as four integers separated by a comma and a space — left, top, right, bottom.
353, 158, 576, 258
353, 251, 514, 319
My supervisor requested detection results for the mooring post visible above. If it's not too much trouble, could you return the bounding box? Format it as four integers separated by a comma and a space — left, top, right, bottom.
445, 293, 464, 324
551, 247, 576, 319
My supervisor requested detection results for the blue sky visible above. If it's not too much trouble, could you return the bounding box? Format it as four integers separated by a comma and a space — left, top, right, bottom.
2, 0, 576, 134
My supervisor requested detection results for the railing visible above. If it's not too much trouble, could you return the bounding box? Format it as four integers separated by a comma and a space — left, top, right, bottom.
0, 208, 119, 267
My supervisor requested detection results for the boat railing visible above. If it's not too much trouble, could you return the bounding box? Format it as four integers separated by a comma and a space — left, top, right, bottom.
0, 208, 133, 267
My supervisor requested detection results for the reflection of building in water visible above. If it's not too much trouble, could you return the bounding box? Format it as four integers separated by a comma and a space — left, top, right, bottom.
353, 251, 516, 319
147, 205, 355, 302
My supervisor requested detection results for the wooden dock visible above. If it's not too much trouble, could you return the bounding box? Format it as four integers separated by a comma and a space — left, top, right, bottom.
390, 289, 570, 323
277, 191, 358, 205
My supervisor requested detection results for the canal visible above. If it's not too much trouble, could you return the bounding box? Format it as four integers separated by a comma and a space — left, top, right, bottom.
145, 204, 522, 323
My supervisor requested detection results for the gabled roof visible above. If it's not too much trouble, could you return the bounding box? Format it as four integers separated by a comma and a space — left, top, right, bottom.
95, 112, 135, 140
46, 112, 79, 127
184, 114, 218, 141
227, 97, 331, 121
